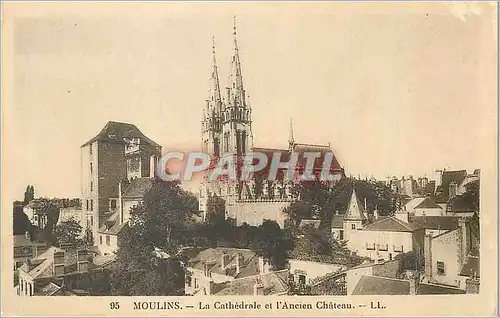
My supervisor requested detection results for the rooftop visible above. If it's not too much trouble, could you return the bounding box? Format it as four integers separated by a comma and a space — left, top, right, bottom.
363, 216, 422, 232
214, 270, 289, 295
81, 121, 161, 148
188, 247, 261, 279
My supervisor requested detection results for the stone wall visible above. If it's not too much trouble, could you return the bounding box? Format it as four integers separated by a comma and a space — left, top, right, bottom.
226, 199, 292, 228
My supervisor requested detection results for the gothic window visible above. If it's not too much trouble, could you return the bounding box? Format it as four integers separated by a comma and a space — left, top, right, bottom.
351, 224, 356, 230
236, 130, 241, 155
214, 138, 220, 157
90, 163, 93, 174
242, 131, 247, 154
90, 182, 93, 192
90, 199, 94, 212
89, 143, 93, 155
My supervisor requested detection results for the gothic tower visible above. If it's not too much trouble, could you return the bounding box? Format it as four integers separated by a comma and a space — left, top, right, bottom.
221, 17, 253, 156
201, 37, 223, 158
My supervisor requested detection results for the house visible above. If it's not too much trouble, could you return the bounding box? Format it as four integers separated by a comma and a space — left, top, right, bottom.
17, 246, 108, 296
288, 259, 346, 287
14, 233, 47, 271
413, 197, 444, 216
119, 177, 153, 224
184, 247, 273, 296
298, 219, 321, 230
330, 213, 344, 241
353, 216, 424, 262
434, 169, 468, 203
346, 260, 465, 295
212, 269, 290, 295
423, 217, 475, 289
343, 188, 368, 250
410, 216, 460, 237
402, 197, 426, 214
80, 121, 161, 244
97, 212, 127, 255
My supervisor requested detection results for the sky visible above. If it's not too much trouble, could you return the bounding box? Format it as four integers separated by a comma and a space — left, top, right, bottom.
3, 2, 497, 199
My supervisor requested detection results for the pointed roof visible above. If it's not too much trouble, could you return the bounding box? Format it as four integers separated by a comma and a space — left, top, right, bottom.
288, 118, 295, 147
81, 121, 161, 148
206, 36, 222, 116
227, 16, 247, 109
344, 188, 367, 221
414, 197, 441, 209
362, 216, 422, 232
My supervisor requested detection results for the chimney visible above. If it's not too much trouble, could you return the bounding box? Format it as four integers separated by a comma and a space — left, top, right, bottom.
258, 257, 265, 274
253, 276, 265, 295
53, 251, 65, 276
409, 272, 420, 295
221, 252, 230, 270
149, 155, 158, 179
424, 234, 432, 279
77, 250, 89, 272
458, 217, 469, 266
234, 253, 241, 274
205, 279, 214, 295
395, 211, 409, 224
449, 182, 457, 199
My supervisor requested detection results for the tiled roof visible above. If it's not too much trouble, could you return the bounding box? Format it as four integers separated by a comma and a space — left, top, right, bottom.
362, 216, 421, 232
352, 275, 410, 295
189, 248, 260, 279
122, 177, 153, 199
214, 270, 289, 295
447, 195, 477, 213
414, 197, 442, 209
81, 121, 161, 148
418, 283, 466, 294
98, 213, 127, 235
20, 247, 97, 279
435, 170, 468, 202
404, 197, 426, 212
331, 215, 344, 229
410, 216, 460, 231
344, 188, 367, 221
460, 256, 480, 278
299, 219, 321, 229
36, 282, 63, 296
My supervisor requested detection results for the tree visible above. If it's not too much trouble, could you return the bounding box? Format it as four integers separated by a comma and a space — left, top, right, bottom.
462, 181, 480, 212
53, 218, 83, 247
251, 220, 292, 269
110, 179, 199, 296
23, 185, 35, 204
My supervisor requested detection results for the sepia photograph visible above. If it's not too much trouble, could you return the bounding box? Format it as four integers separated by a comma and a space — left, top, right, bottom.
1, 1, 498, 317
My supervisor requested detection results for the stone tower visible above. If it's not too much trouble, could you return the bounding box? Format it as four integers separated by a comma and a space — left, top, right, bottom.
343, 187, 368, 249
201, 37, 223, 158
220, 16, 253, 155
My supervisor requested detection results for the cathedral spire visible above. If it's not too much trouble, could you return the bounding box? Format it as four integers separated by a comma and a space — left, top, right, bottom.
227, 15, 246, 109
208, 35, 222, 115
289, 118, 295, 150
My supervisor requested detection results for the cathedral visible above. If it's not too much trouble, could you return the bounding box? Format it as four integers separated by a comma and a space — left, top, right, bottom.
199, 19, 345, 227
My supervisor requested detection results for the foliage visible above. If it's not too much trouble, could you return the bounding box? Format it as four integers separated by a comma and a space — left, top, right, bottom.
251, 220, 292, 269
23, 185, 35, 204
395, 251, 423, 277
284, 178, 397, 228
469, 212, 480, 256
462, 181, 480, 212
111, 179, 199, 296
53, 218, 84, 247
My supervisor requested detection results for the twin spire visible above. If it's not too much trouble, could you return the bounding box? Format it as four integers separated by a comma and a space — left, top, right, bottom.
207, 16, 247, 117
